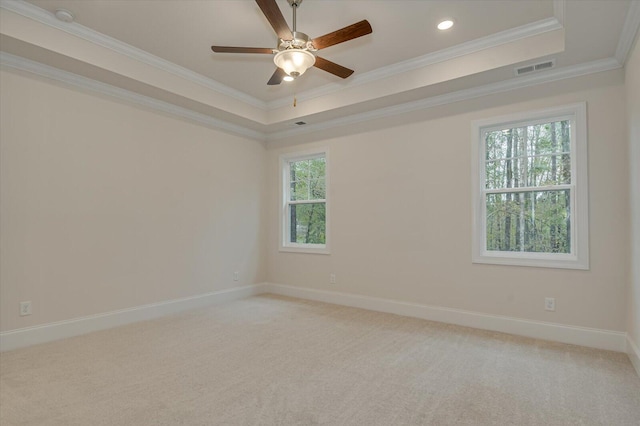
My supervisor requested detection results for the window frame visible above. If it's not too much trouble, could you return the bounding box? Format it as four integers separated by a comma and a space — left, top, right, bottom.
279, 148, 330, 254
471, 103, 589, 270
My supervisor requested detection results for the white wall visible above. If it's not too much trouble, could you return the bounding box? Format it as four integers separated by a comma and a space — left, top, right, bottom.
0, 59, 634, 352
626, 33, 640, 370
267, 70, 630, 333
0, 69, 267, 332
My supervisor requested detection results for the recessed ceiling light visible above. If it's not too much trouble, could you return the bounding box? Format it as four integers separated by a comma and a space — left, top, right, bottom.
437, 20, 454, 30
283, 75, 295, 82
54, 8, 75, 23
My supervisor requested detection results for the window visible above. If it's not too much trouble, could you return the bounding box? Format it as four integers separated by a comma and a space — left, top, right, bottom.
471, 103, 589, 269
280, 149, 329, 253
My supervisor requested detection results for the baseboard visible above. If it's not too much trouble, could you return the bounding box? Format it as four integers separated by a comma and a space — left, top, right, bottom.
3, 282, 630, 357
265, 283, 627, 353
0, 283, 268, 352
628, 335, 640, 377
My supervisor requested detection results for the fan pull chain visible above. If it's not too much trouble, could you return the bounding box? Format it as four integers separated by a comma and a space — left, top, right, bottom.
293, 80, 297, 107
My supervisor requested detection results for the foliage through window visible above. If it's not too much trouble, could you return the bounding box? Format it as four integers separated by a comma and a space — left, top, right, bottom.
281, 151, 328, 252
472, 104, 589, 269
485, 122, 571, 253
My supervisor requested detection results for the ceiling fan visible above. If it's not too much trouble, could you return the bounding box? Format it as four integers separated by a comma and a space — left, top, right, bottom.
211, 0, 373, 85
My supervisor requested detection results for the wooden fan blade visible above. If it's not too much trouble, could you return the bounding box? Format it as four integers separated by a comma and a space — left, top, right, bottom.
267, 68, 287, 85
314, 56, 354, 79
312, 20, 372, 50
256, 0, 292, 41
211, 46, 274, 54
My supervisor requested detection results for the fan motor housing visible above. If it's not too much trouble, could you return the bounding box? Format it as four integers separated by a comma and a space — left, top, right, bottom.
278, 31, 316, 51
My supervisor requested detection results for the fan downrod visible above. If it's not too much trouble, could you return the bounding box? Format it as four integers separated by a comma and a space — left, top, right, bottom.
287, 0, 303, 33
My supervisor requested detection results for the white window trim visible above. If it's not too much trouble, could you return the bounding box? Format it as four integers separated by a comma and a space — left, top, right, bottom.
279, 148, 330, 255
471, 102, 589, 270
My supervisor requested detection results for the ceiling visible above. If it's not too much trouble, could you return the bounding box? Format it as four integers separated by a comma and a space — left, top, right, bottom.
1, 0, 638, 141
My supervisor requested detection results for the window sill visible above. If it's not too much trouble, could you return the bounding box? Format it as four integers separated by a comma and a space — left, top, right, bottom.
473, 252, 589, 270
279, 245, 330, 255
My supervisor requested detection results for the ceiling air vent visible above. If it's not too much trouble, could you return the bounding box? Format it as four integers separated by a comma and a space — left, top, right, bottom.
294, 121, 307, 126
515, 59, 555, 76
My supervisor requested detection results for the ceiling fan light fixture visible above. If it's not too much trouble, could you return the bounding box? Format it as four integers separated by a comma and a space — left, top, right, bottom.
211, 0, 372, 85
274, 49, 316, 78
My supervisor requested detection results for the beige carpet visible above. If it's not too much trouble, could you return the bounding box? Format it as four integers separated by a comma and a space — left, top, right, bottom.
1, 294, 639, 426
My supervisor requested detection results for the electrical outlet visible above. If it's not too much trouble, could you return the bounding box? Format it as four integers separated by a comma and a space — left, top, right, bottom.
20, 301, 32, 316
233, 271, 239, 281
544, 297, 555, 312
329, 273, 336, 284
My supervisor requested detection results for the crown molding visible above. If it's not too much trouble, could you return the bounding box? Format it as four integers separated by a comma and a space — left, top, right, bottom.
615, 0, 640, 65
266, 57, 621, 141
1, 48, 620, 145
553, 0, 565, 26
0, 0, 622, 145
0, 0, 268, 110
1, 0, 565, 114
267, 16, 564, 109
2, 49, 620, 145
3, 0, 631, 122
0, 52, 266, 142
